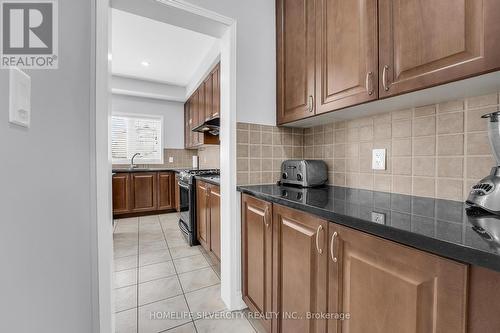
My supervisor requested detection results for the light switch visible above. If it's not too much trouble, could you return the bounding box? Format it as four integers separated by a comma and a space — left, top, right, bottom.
372, 148, 386, 170
9, 68, 31, 128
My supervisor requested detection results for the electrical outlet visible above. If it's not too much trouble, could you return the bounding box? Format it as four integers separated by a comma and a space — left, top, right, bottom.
371, 212, 386, 225
372, 148, 386, 170
168, 157, 174, 163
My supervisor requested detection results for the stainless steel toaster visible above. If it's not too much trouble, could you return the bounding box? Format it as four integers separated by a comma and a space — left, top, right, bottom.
280, 160, 328, 187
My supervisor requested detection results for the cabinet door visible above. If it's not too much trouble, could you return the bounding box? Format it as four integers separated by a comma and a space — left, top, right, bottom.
130, 173, 157, 213
273, 204, 328, 333
204, 75, 213, 122
328, 223, 468, 333
242, 194, 273, 333
184, 102, 190, 149
211, 64, 220, 119
209, 185, 221, 260
157, 172, 174, 211
379, 0, 500, 97
112, 173, 130, 215
196, 181, 210, 251
174, 174, 181, 212
276, 0, 316, 125
198, 85, 205, 126
315, 0, 378, 113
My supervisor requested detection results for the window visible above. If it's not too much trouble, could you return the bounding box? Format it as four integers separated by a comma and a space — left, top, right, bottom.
111, 114, 163, 164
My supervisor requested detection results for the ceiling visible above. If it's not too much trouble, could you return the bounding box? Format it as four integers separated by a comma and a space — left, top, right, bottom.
111, 9, 218, 86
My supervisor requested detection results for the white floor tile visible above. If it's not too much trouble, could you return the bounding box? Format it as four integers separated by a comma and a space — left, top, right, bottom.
138, 276, 182, 306
115, 285, 137, 313
138, 295, 191, 333
139, 261, 176, 283
174, 255, 210, 274
178, 267, 219, 292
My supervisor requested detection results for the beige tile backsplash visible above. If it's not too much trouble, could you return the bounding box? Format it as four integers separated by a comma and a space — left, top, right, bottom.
236, 123, 304, 185
237, 92, 500, 201
113, 148, 198, 169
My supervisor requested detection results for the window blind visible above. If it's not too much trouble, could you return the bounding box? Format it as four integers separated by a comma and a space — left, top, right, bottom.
111, 114, 163, 164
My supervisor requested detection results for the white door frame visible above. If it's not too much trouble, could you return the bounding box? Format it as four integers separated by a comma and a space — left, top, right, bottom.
92, 1, 243, 331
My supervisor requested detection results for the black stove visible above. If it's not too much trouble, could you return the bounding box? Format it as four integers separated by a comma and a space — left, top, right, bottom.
178, 169, 220, 246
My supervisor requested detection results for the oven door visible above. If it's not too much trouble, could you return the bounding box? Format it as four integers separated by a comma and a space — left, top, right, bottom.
178, 181, 190, 225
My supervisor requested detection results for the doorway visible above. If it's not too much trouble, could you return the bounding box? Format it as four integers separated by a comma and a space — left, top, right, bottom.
94, 0, 244, 332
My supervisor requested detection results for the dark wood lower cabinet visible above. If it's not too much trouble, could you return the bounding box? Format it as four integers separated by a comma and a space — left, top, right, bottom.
328, 223, 468, 333
112, 173, 130, 215
196, 181, 210, 251
273, 204, 328, 333
112, 171, 176, 217
242, 195, 273, 333
158, 172, 175, 210
130, 172, 157, 213
209, 185, 221, 260
241, 195, 475, 333
196, 181, 221, 262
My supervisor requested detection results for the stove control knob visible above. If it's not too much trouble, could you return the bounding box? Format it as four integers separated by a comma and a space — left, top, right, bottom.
296, 173, 303, 181
282, 172, 288, 180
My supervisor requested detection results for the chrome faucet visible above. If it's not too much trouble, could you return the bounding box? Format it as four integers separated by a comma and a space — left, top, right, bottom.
130, 153, 141, 169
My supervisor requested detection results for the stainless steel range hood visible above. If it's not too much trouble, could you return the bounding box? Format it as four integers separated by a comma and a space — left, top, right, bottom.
192, 117, 220, 136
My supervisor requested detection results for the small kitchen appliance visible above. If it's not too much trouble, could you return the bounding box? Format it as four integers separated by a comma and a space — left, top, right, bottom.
280, 160, 328, 188
466, 111, 500, 215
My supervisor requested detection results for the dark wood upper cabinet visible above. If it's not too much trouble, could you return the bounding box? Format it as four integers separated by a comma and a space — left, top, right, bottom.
184, 63, 220, 149
157, 172, 174, 211
112, 173, 130, 215
130, 173, 157, 213
204, 76, 213, 122
241, 194, 273, 333
315, 0, 378, 113
378, 0, 500, 97
211, 65, 220, 119
276, 0, 316, 125
196, 181, 210, 251
328, 223, 468, 333
276, 0, 500, 124
273, 204, 328, 333
209, 185, 221, 260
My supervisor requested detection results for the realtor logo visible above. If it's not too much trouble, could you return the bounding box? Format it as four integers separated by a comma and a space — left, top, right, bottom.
1, 0, 58, 69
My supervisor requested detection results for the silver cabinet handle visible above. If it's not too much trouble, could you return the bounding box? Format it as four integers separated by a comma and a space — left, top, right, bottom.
264, 206, 270, 228
382, 65, 390, 91
307, 95, 314, 113
366, 72, 374, 95
315, 225, 323, 254
330, 231, 338, 263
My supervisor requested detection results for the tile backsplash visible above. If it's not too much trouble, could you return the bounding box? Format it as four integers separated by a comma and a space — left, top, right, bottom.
113, 148, 198, 169
237, 92, 500, 201
237, 123, 304, 185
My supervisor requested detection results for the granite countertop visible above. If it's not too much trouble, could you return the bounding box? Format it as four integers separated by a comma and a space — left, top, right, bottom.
195, 175, 220, 186
237, 184, 500, 273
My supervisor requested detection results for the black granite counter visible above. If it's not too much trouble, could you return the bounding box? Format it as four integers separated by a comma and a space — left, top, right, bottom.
237, 184, 500, 272
195, 175, 220, 186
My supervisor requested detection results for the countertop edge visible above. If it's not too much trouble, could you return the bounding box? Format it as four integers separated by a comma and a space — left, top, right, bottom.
237, 186, 500, 273
195, 175, 220, 186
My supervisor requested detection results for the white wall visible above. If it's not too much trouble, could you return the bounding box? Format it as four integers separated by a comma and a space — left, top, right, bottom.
112, 94, 185, 149
0, 0, 94, 332
184, 0, 276, 126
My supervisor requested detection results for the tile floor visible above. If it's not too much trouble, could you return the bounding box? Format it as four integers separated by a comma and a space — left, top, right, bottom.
113, 213, 264, 333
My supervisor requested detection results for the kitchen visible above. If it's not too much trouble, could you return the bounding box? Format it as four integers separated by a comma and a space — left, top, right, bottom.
110, 0, 500, 332
3, 0, 500, 333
